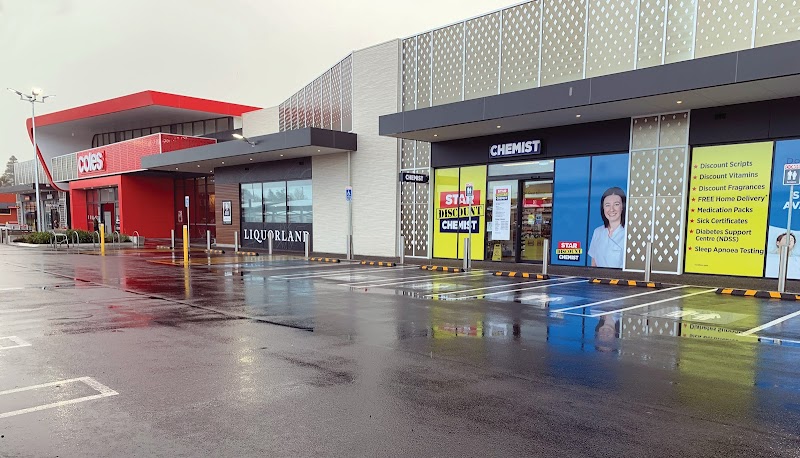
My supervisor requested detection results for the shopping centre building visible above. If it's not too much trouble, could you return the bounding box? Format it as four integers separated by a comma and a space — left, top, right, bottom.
6, 0, 800, 281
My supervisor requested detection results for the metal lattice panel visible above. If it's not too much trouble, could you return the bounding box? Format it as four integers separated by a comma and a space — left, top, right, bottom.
278, 102, 286, 132
415, 197, 430, 254
402, 38, 418, 110
415, 141, 431, 169
401, 203, 415, 256
541, 0, 587, 86
637, 0, 668, 68
341, 55, 353, 132
417, 32, 433, 109
303, 84, 314, 128
401, 139, 415, 170
331, 63, 342, 131
696, 0, 755, 57
631, 115, 660, 150
586, 0, 637, 78
652, 195, 683, 270
626, 196, 655, 269
465, 12, 501, 100
665, 0, 697, 63
629, 149, 658, 198
656, 147, 686, 196
312, 78, 323, 128
432, 23, 465, 105
501, 1, 541, 93
756, 0, 800, 46
289, 94, 299, 131
321, 70, 332, 130
50, 153, 77, 182
659, 112, 690, 147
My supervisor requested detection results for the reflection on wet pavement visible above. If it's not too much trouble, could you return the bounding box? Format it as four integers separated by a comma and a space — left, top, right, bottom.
3, 245, 800, 455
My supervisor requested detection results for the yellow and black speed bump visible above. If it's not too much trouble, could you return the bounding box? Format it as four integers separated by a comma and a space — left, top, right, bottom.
236, 251, 259, 256
421, 265, 463, 273
204, 249, 225, 254
590, 278, 662, 289
309, 257, 341, 263
360, 261, 396, 267
716, 288, 800, 301
494, 271, 549, 280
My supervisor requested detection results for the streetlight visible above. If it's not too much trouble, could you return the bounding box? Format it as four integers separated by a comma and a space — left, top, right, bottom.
7, 87, 54, 232
232, 133, 257, 147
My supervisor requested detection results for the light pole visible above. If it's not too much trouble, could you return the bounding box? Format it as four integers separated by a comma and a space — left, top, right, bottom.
8, 87, 53, 232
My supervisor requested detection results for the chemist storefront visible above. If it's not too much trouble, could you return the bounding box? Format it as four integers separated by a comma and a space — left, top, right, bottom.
430, 119, 632, 266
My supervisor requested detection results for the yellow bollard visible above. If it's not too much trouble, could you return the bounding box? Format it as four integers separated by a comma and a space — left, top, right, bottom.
99, 224, 105, 255
183, 224, 189, 265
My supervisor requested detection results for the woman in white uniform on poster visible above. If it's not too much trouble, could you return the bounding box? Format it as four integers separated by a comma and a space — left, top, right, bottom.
588, 187, 626, 268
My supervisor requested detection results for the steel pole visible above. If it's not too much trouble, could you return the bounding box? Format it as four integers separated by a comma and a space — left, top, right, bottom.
645, 240, 653, 282
234, 231, 239, 252
399, 235, 405, 266
30, 100, 43, 232
542, 239, 549, 276
171, 229, 175, 249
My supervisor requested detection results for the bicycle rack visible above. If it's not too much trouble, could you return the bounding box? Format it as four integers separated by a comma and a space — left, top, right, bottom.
132, 231, 141, 248
71, 232, 79, 248
92, 231, 100, 249
112, 231, 121, 247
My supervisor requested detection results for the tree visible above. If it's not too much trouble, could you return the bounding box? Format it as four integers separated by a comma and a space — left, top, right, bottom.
0, 156, 17, 187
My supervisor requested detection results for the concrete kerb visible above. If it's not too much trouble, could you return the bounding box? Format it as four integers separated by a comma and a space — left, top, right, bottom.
590, 278, 663, 289
495, 271, 549, 280
717, 288, 800, 301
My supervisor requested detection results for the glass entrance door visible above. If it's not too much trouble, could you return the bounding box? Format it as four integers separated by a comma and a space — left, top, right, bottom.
519, 180, 553, 262
486, 181, 518, 262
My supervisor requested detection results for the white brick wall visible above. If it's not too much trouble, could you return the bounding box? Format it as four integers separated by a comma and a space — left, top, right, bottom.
243, 106, 279, 137
351, 40, 401, 257
312, 154, 349, 254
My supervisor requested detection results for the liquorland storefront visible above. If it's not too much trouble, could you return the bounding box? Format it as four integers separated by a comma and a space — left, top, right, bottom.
427, 97, 800, 281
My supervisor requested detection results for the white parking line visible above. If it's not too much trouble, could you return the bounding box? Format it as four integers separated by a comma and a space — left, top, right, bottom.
739, 309, 800, 336
342, 271, 493, 288
278, 265, 418, 280
235, 263, 351, 274
0, 287, 24, 292
550, 285, 689, 313
445, 279, 588, 300
0, 336, 31, 350
423, 276, 577, 298
591, 289, 717, 317
0, 377, 118, 419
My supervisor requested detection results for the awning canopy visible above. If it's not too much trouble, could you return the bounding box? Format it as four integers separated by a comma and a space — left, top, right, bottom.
141, 128, 357, 172
379, 41, 800, 143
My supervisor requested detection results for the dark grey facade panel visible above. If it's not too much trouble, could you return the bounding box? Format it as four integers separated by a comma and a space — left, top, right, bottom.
736, 41, 800, 83
431, 119, 630, 168
484, 79, 591, 119
588, 54, 737, 104
215, 157, 312, 185
141, 128, 356, 169
402, 99, 485, 133
689, 97, 800, 146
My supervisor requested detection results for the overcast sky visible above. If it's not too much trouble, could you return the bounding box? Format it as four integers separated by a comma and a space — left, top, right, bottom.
1, 0, 515, 162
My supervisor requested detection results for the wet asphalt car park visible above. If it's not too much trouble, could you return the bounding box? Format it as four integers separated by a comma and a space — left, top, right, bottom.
2, 245, 800, 456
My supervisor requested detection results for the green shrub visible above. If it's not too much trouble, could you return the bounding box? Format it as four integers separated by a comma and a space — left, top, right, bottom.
14, 230, 131, 244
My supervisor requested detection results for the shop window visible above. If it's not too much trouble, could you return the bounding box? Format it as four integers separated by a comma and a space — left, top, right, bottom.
241, 183, 264, 223
0, 208, 11, 215
263, 182, 287, 223
287, 180, 312, 224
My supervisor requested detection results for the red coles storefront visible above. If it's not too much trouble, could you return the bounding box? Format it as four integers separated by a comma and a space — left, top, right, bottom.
68, 134, 215, 237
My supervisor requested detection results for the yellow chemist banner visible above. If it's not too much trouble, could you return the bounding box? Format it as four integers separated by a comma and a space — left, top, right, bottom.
432, 166, 487, 260
684, 142, 774, 276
